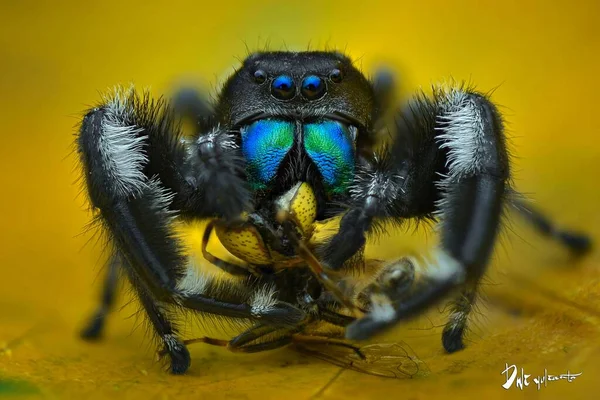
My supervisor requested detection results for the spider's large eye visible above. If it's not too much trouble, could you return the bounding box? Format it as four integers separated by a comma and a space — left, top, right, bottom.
301, 75, 326, 100
329, 68, 343, 83
253, 70, 267, 84
271, 75, 296, 100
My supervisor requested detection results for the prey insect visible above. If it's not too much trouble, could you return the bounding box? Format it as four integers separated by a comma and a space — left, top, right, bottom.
77, 51, 592, 374
172, 335, 422, 379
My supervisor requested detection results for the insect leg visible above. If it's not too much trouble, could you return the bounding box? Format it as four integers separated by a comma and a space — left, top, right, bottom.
80, 252, 121, 339
181, 325, 362, 355
312, 259, 416, 329
179, 324, 298, 354
279, 217, 362, 316
228, 325, 296, 353
317, 306, 356, 327
291, 335, 365, 359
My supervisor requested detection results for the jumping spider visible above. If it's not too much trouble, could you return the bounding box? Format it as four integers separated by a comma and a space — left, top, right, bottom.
77, 51, 591, 375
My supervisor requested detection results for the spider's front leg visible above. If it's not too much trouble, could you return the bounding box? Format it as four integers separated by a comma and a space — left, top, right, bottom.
77, 88, 305, 373
322, 85, 510, 351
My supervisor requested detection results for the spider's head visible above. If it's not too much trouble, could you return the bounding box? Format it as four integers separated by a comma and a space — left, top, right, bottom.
217, 51, 377, 198
218, 51, 376, 132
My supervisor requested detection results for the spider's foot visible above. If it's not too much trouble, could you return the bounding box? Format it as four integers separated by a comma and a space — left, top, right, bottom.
159, 334, 191, 375
559, 231, 593, 256
441, 324, 466, 353
80, 311, 106, 340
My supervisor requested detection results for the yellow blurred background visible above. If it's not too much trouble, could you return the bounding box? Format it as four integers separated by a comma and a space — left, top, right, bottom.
1, 0, 599, 398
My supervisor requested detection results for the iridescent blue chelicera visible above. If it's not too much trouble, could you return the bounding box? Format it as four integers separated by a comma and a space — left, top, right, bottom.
304, 121, 355, 193
241, 120, 295, 190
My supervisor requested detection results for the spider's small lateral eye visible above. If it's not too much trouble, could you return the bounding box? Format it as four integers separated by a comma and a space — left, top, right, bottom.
329, 68, 343, 83
301, 75, 326, 100
253, 70, 267, 84
271, 75, 296, 100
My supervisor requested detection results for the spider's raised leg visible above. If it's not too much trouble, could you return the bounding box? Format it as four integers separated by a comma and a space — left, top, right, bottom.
372, 67, 397, 127
171, 86, 214, 136
77, 88, 305, 373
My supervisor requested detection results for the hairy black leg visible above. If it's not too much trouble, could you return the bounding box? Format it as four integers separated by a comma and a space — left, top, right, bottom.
79, 87, 251, 221
435, 172, 505, 352
345, 86, 509, 345
320, 208, 373, 271
512, 198, 592, 255
441, 284, 477, 352
81, 253, 121, 340
180, 126, 252, 220
317, 67, 399, 271
108, 198, 304, 326
129, 275, 190, 374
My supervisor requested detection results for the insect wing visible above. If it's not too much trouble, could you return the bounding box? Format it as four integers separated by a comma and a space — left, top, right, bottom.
295, 342, 423, 379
